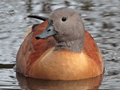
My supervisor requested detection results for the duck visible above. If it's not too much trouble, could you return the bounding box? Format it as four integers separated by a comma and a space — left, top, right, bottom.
16, 7, 104, 80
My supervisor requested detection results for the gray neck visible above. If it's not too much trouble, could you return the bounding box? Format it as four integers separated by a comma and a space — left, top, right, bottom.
54, 39, 84, 53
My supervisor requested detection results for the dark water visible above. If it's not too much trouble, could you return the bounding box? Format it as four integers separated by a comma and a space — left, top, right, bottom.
0, 0, 120, 89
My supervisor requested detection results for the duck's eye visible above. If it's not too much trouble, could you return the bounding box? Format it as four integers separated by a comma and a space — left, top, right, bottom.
62, 17, 67, 22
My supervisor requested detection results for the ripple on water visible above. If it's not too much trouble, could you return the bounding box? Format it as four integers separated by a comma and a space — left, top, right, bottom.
0, 0, 120, 89
0, 69, 20, 89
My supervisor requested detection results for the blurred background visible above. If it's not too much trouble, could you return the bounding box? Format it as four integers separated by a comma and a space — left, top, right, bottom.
0, 0, 120, 89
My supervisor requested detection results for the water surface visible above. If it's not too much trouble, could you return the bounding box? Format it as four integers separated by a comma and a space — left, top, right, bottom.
0, 0, 120, 89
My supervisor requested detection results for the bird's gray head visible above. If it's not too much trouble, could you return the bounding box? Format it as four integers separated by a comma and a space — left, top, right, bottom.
36, 8, 85, 42
36, 8, 85, 53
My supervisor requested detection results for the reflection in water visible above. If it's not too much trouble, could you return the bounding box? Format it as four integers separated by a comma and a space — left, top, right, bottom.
16, 72, 103, 90
42, 2, 52, 12
26, 0, 32, 13
81, 0, 94, 11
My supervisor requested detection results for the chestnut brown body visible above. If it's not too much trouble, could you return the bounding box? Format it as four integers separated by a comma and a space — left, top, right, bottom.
16, 21, 103, 80
16, 8, 103, 80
